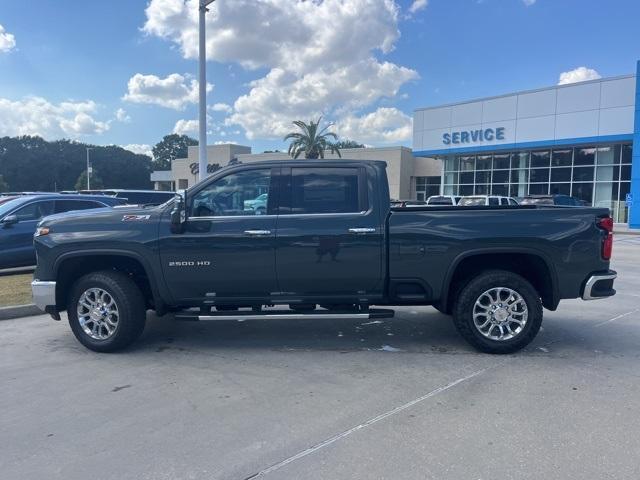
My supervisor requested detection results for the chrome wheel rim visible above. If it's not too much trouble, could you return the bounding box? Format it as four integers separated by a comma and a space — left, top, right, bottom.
77, 288, 119, 340
472, 287, 528, 341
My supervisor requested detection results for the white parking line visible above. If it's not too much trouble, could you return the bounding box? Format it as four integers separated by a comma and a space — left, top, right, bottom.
593, 308, 640, 328
245, 366, 491, 479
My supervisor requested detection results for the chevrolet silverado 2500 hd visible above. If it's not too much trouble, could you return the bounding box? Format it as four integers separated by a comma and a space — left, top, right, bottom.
31, 160, 616, 353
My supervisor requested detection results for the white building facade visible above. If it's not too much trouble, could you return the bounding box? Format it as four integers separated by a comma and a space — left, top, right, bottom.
413, 62, 640, 225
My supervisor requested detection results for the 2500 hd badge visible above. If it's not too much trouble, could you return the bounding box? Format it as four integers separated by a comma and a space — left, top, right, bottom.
168, 260, 211, 267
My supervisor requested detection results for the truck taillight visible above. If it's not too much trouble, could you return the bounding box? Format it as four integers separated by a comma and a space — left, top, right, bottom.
597, 216, 613, 260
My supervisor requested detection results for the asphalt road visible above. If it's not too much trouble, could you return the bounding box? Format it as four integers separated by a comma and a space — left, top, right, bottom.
2, 237, 640, 480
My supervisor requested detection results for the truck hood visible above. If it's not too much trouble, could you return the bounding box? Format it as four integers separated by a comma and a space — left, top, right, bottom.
38, 204, 164, 229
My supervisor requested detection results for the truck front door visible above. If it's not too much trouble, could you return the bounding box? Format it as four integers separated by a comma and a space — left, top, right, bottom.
159, 167, 279, 305
275, 165, 384, 302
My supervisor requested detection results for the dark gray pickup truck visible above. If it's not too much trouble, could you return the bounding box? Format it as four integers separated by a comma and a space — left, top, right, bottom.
32, 160, 616, 353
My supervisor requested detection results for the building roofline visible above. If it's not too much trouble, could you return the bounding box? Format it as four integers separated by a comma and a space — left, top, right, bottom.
414, 73, 636, 113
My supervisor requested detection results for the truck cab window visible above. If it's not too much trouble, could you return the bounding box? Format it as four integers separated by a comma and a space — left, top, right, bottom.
290, 167, 361, 214
191, 169, 271, 217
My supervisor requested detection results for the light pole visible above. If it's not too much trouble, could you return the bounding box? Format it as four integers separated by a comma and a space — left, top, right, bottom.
86, 147, 93, 190
198, 0, 216, 183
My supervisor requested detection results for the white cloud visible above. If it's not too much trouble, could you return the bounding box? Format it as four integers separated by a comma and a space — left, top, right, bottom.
522, 0, 536, 5
409, 0, 428, 14
173, 119, 199, 135
143, 0, 417, 144
210, 103, 232, 113
0, 24, 16, 53
115, 108, 131, 123
123, 73, 212, 110
336, 107, 412, 144
228, 60, 417, 140
121, 143, 153, 157
558, 67, 601, 85
0, 97, 109, 138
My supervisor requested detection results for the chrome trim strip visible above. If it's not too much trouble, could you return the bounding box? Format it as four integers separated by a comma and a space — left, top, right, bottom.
31, 280, 56, 311
190, 313, 372, 321
582, 273, 617, 300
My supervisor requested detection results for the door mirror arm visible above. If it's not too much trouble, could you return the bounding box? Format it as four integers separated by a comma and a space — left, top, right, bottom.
170, 192, 186, 234
1, 214, 18, 228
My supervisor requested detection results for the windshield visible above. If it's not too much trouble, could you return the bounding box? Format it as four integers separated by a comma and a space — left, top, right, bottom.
427, 197, 452, 205
458, 197, 486, 206
520, 197, 553, 205
0, 197, 27, 218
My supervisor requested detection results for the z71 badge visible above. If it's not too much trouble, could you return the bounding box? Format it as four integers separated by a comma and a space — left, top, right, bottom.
122, 215, 151, 222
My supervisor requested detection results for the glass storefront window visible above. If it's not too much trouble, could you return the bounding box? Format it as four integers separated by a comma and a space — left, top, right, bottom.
597, 146, 621, 165
596, 165, 619, 182
573, 166, 594, 182
550, 183, 571, 195
444, 156, 459, 171
510, 169, 528, 184
529, 183, 549, 195
460, 156, 475, 171
444, 185, 455, 195
594, 182, 618, 212
575, 147, 596, 166
460, 185, 473, 195
475, 184, 489, 195
493, 154, 510, 170
620, 164, 631, 181
511, 152, 529, 169
492, 184, 508, 196
444, 171, 459, 184
492, 170, 509, 183
552, 149, 572, 167
622, 145, 632, 164
530, 168, 550, 183
531, 151, 550, 168
460, 172, 474, 184
475, 171, 490, 183
476, 155, 492, 170
551, 167, 571, 182
572, 183, 594, 204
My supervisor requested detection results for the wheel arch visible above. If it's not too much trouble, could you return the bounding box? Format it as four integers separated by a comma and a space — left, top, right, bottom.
440, 248, 559, 314
53, 249, 166, 314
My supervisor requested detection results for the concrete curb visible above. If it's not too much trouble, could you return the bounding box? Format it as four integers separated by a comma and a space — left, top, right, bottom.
0, 304, 42, 320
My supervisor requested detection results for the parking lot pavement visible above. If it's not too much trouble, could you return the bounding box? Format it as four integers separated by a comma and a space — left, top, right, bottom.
1, 237, 639, 480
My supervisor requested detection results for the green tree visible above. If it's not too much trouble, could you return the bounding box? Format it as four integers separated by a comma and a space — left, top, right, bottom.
284, 117, 341, 159
334, 140, 365, 149
0, 174, 8, 192
75, 168, 104, 191
152, 134, 198, 170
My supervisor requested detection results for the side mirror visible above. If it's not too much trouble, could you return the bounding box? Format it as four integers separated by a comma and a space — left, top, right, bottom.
1, 214, 18, 228
170, 192, 186, 234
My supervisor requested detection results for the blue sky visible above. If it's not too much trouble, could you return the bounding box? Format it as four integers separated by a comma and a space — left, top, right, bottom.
0, 0, 638, 156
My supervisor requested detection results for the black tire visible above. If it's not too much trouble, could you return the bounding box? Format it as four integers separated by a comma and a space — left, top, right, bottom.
67, 270, 146, 352
452, 270, 542, 354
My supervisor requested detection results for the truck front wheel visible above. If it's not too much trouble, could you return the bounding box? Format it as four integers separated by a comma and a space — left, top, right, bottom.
67, 271, 146, 352
452, 270, 542, 354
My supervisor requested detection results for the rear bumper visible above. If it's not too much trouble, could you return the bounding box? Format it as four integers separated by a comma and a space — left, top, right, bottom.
581, 271, 617, 300
31, 280, 56, 311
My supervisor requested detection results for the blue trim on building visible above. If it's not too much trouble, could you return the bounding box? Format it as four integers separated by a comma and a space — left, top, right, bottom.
630, 60, 640, 229
413, 134, 634, 157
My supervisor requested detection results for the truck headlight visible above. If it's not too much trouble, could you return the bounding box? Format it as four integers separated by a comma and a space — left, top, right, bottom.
34, 226, 50, 237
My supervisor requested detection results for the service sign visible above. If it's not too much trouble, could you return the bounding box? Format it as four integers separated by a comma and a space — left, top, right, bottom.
443, 127, 506, 145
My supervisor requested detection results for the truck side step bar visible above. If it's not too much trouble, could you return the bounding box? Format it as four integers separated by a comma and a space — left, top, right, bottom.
174, 308, 395, 322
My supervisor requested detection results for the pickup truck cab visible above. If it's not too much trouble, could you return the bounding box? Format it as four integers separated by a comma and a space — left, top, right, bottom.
32, 160, 616, 354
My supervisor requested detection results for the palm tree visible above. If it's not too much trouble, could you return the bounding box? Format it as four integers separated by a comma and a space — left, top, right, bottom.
283, 117, 341, 159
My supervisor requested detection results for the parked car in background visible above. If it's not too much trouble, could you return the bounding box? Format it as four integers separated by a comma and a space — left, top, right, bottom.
75, 189, 175, 205
0, 194, 127, 269
426, 195, 461, 206
519, 195, 582, 206
458, 195, 519, 206
244, 193, 268, 214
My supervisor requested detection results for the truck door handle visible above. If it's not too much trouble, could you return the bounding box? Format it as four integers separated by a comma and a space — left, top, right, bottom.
244, 230, 271, 236
348, 228, 376, 234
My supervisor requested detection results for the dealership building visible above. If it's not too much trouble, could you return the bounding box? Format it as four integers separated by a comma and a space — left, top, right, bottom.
413, 61, 640, 225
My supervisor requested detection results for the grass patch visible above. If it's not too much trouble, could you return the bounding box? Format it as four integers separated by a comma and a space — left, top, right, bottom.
0, 273, 33, 306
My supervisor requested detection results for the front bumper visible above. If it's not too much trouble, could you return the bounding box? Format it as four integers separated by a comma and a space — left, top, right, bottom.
31, 280, 56, 312
582, 271, 617, 300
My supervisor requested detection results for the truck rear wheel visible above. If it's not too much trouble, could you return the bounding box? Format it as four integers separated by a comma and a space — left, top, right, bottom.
67, 271, 146, 352
452, 270, 542, 354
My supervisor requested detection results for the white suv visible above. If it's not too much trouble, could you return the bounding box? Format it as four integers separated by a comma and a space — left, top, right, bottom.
458, 195, 519, 206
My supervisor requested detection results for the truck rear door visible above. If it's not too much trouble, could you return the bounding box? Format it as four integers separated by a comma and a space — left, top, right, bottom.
275, 165, 384, 301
